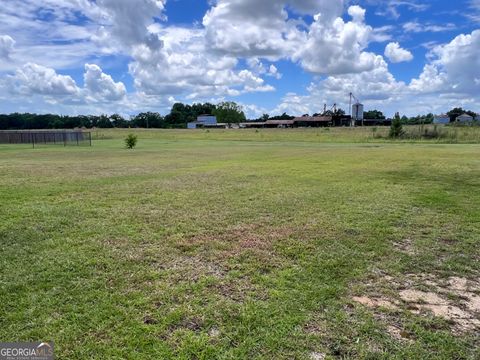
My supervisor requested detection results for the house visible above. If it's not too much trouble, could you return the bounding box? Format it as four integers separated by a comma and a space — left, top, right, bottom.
433, 114, 450, 124
456, 113, 474, 123
187, 115, 218, 129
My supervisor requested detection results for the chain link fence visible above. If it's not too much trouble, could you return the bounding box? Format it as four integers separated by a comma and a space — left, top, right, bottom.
0, 130, 92, 147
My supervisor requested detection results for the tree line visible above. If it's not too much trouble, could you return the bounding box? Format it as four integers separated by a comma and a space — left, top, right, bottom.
0, 101, 246, 130
0, 104, 477, 130
365, 107, 478, 125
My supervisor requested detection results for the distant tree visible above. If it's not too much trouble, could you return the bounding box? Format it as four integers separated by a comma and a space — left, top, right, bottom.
162, 102, 215, 128
164, 107, 186, 128
191, 102, 216, 118
323, 108, 345, 117
447, 107, 477, 122
213, 102, 246, 123
389, 112, 404, 138
425, 113, 434, 123
251, 113, 271, 122
132, 112, 164, 128
49, 117, 64, 129
89, 115, 100, 128
97, 115, 113, 128
77, 115, 93, 128
364, 110, 385, 119
401, 113, 436, 125
0, 115, 9, 130
269, 113, 294, 120
110, 114, 128, 128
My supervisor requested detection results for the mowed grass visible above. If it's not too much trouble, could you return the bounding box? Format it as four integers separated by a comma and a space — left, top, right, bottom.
0, 129, 479, 359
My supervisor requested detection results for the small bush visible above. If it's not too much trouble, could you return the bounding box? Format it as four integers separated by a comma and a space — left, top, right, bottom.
389, 116, 404, 139
125, 134, 138, 149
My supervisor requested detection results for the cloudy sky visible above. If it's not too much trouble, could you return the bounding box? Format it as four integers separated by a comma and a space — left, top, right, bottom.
0, 0, 479, 118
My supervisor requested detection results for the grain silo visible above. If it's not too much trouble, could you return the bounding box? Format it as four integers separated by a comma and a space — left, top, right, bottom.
352, 102, 364, 121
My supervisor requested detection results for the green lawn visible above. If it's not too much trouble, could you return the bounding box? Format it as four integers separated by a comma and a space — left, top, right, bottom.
1, 129, 479, 359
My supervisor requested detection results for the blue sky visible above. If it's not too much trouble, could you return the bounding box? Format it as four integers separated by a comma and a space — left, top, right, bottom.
0, 0, 479, 118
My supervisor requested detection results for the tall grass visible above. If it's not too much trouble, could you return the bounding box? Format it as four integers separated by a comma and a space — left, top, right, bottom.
91, 125, 480, 144
394, 124, 480, 143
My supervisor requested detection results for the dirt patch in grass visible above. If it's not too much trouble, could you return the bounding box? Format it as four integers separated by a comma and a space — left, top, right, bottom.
163, 255, 228, 282
176, 317, 204, 332
207, 275, 269, 303
309, 352, 326, 360
351, 296, 399, 311
106, 223, 294, 304
159, 255, 264, 302
143, 315, 159, 325
352, 273, 480, 335
183, 223, 295, 256
393, 238, 416, 255
303, 313, 328, 336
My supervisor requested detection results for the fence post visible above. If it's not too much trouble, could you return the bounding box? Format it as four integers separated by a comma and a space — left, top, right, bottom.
64, 132, 66, 147
76, 132, 79, 146
89, 132, 92, 147
32, 133, 35, 148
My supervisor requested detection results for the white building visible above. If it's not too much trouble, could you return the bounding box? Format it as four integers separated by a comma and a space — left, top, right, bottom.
456, 113, 474, 123
187, 115, 218, 129
433, 115, 450, 124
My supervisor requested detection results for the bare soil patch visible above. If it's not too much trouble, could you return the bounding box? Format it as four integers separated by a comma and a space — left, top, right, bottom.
184, 223, 295, 257
352, 273, 480, 335
393, 238, 416, 255
309, 352, 326, 360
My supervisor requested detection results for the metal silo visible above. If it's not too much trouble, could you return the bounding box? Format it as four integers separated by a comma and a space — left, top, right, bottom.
352, 103, 364, 120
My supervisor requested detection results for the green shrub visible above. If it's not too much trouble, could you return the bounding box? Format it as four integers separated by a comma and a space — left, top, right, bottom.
124, 134, 138, 149
389, 115, 404, 139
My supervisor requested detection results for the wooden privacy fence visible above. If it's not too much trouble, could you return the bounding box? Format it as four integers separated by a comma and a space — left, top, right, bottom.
0, 130, 92, 148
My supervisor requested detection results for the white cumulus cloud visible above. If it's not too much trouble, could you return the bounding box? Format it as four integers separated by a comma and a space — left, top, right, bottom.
91, 0, 166, 52
84, 63, 127, 102
203, 0, 303, 58
385, 42, 413, 63
410, 30, 480, 95
295, 5, 377, 75
273, 56, 406, 116
0, 35, 15, 59
9, 63, 79, 96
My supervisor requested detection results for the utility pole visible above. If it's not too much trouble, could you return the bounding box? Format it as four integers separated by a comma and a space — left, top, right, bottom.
349, 93, 352, 117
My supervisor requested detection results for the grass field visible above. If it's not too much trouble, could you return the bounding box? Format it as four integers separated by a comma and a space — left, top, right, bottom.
1, 129, 479, 359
